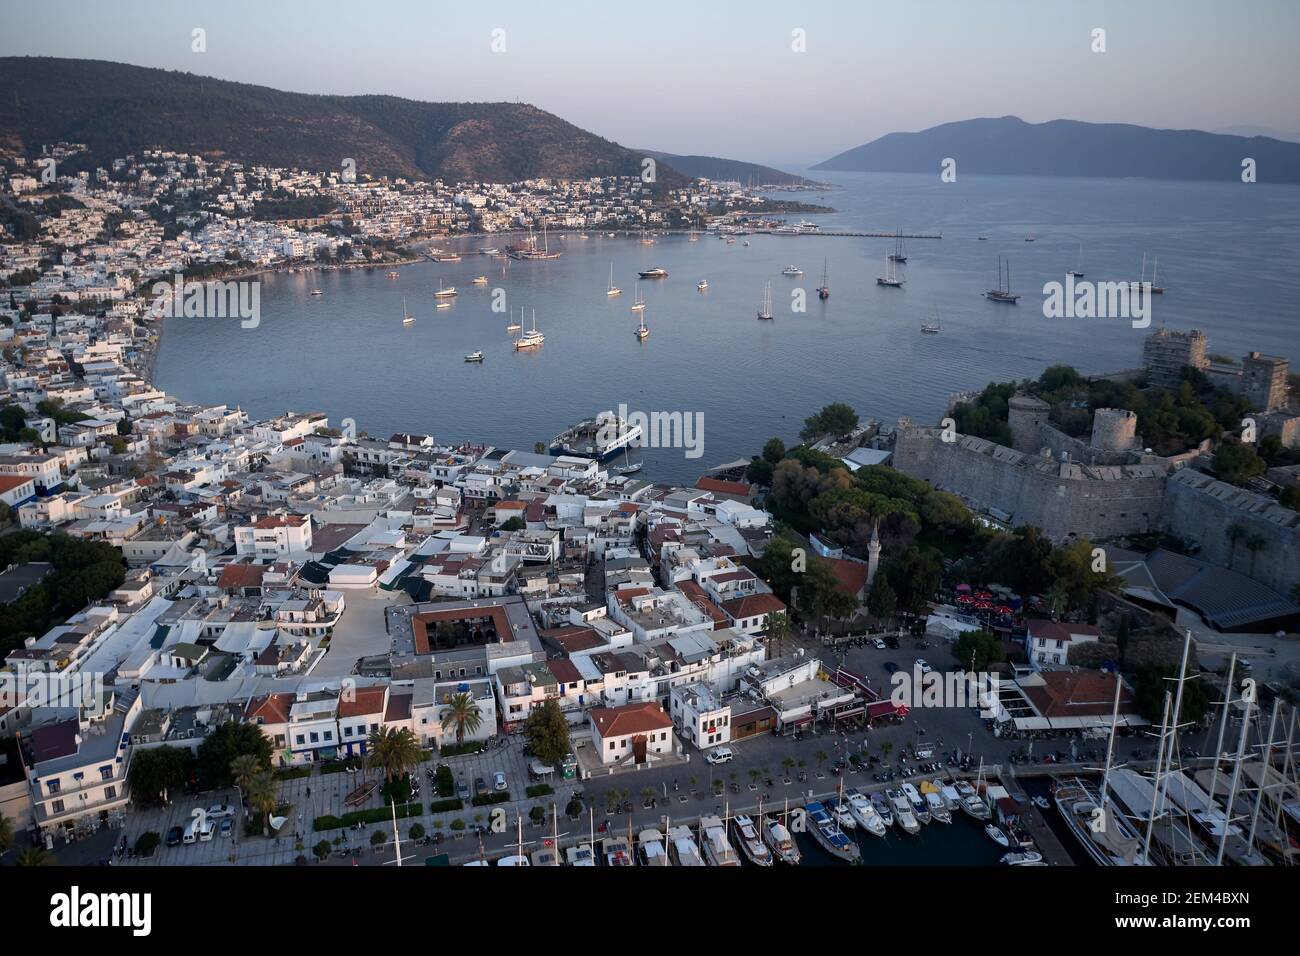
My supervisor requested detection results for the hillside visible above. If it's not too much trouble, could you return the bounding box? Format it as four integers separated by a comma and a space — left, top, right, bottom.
0, 57, 687, 186
641, 150, 818, 187
814, 115, 1300, 183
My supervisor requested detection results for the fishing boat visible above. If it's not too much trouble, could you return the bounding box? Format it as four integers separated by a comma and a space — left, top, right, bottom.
433, 281, 458, 298
634, 311, 649, 341
565, 843, 597, 866
888, 788, 921, 834
667, 824, 705, 866
637, 828, 671, 866
757, 281, 773, 320
1002, 850, 1044, 865
731, 815, 773, 866
464, 350, 484, 363
697, 279, 708, 291
630, 287, 646, 312
638, 267, 668, 279
985, 825, 1012, 848
870, 792, 895, 829
846, 788, 888, 838
699, 815, 741, 866
805, 802, 860, 863
889, 230, 907, 263
877, 251, 904, 287
781, 264, 803, 276
902, 782, 930, 824
920, 309, 941, 334
310, 289, 323, 296
401, 297, 415, 326
472, 275, 488, 285
603, 834, 634, 867
816, 259, 829, 299
985, 257, 1020, 303
606, 263, 621, 296
762, 815, 802, 864
1067, 241, 1085, 278
514, 309, 544, 351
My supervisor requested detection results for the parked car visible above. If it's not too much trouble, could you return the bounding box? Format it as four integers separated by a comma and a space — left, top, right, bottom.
474, 776, 488, 796
493, 771, 507, 792
915, 658, 933, 675
166, 826, 184, 848
705, 746, 734, 765
198, 818, 216, 842
206, 803, 235, 820
219, 818, 233, 839
457, 781, 469, 801
883, 661, 900, 674
872, 638, 887, 650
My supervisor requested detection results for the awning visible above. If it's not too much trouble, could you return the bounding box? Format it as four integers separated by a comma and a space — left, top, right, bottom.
832, 707, 865, 720
867, 700, 908, 719
785, 714, 815, 727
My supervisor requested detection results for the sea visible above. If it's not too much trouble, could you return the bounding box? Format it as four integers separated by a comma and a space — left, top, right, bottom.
155, 171, 1300, 484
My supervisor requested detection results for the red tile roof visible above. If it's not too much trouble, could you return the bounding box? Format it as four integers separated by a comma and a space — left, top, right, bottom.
217, 561, 268, 591
696, 476, 753, 498
338, 685, 388, 718
825, 557, 870, 598
590, 702, 672, 739
1021, 671, 1135, 719
721, 593, 787, 619
0, 474, 34, 494
245, 692, 294, 725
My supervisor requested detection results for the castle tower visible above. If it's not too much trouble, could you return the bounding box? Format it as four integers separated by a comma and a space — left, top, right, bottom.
866, 520, 882, 589
1090, 407, 1138, 452
1242, 352, 1289, 413
1007, 393, 1051, 454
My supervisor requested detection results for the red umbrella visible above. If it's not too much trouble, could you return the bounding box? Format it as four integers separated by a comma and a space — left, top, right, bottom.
975, 601, 993, 610
976, 590, 993, 600
995, 605, 1013, 615
956, 595, 973, 604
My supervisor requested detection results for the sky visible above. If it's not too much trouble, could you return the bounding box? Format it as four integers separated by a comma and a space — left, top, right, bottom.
4, 0, 1299, 168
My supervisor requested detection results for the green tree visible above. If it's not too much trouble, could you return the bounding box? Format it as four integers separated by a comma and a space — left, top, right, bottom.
951, 630, 1005, 672
765, 611, 790, 658
1212, 440, 1265, 486
762, 437, 787, 464
366, 726, 422, 784
500, 516, 525, 532
800, 403, 859, 441
14, 847, 55, 866
246, 772, 279, 831
866, 577, 897, 622
195, 722, 272, 790
230, 753, 262, 793
1133, 666, 1210, 725
522, 699, 571, 767
443, 691, 484, 748
128, 745, 193, 805
0, 812, 13, 857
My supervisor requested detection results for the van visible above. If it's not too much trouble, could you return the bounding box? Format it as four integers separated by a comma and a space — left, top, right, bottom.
199, 818, 216, 842
706, 746, 734, 765
182, 818, 200, 845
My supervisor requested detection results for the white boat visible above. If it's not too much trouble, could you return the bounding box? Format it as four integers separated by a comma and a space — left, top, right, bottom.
472, 275, 488, 285
1067, 241, 1085, 278
496, 854, 530, 866
902, 782, 930, 824
606, 263, 621, 296
805, 802, 860, 863
831, 801, 857, 831
985, 825, 1012, 848
781, 264, 803, 276
309, 289, 323, 296
603, 835, 634, 867
638, 267, 668, 279
1053, 777, 1149, 866
762, 815, 802, 864
699, 815, 741, 866
530, 847, 559, 866
925, 789, 952, 824
478, 247, 499, 256
757, 281, 773, 320
514, 309, 544, 350
565, 843, 597, 866
877, 251, 903, 287
634, 311, 649, 341
505, 307, 522, 332
1002, 850, 1044, 865
887, 788, 920, 834
613, 446, 642, 475
667, 825, 705, 866
697, 279, 708, 291
433, 281, 458, 298
630, 287, 645, 312
985, 257, 1020, 303
637, 828, 671, 866
870, 792, 895, 829
464, 350, 484, 363
845, 788, 888, 838
732, 815, 773, 866
436, 301, 452, 310
401, 297, 414, 326
1031, 795, 1051, 810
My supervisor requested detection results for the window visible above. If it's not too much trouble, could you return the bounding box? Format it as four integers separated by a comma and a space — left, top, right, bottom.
52, 799, 65, 814
104, 786, 116, 800
310, 732, 319, 743
99, 766, 114, 781
295, 734, 305, 745
608, 741, 616, 751
46, 780, 60, 795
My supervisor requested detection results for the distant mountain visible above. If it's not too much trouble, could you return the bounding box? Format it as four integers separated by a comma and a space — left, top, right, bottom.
1216, 125, 1300, 144
641, 151, 817, 187
0, 57, 687, 186
814, 116, 1300, 183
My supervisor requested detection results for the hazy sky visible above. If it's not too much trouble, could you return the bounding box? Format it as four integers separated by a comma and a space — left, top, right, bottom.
5, 0, 1299, 167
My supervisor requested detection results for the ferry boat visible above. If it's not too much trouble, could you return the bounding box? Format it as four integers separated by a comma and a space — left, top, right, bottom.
757, 281, 773, 320
870, 792, 895, 829
781, 264, 803, 276
464, 350, 484, 363
634, 312, 649, 341
1053, 777, 1149, 866
513, 309, 544, 350
550, 412, 642, 460
804, 802, 860, 863
603, 835, 634, 867
310, 289, 323, 296
902, 782, 931, 824
985, 257, 1021, 303
846, 788, 888, 838
472, 275, 488, 285
565, 844, 596, 866
876, 251, 904, 287
606, 263, 621, 296
637, 828, 671, 866
697, 279, 708, 291
433, 281, 458, 298
638, 267, 668, 279
731, 815, 773, 866
887, 788, 921, 834
761, 815, 802, 864
667, 825, 705, 866
699, 816, 741, 866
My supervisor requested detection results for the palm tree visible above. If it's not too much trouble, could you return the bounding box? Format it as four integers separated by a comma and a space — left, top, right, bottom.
1226, 522, 1246, 570
640, 786, 656, 808
246, 772, 279, 831
814, 749, 828, 772
14, 847, 55, 866
230, 753, 261, 792
366, 726, 422, 784
781, 757, 795, 779
1245, 535, 1267, 578
767, 611, 791, 659
442, 692, 484, 748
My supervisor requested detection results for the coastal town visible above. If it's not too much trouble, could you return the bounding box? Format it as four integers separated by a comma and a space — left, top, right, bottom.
1, 136, 1298, 875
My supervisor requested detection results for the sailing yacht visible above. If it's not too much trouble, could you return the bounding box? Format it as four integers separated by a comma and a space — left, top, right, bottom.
921, 309, 941, 334
877, 251, 904, 287
513, 309, 544, 350
613, 446, 642, 475
731, 814, 773, 865
1067, 241, 1085, 278
889, 230, 907, 263
762, 814, 802, 864
401, 297, 415, 326
699, 815, 741, 866
637, 828, 671, 866
606, 263, 621, 297
817, 259, 829, 299
667, 825, 705, 866
985, 257, 1020, 303
757, 281, 773, 320
433, 280, 458, 298
505, 307, 522, 332
630, 287, 646, 312
634, 311, 649, 341
1131, 253, 1166, 295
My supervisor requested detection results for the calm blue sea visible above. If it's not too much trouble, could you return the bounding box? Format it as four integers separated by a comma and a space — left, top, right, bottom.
155, 171, 1300, 483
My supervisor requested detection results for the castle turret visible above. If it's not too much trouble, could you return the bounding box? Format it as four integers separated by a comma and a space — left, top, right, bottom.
1007, 394, 1050, 454
1090, 407, 1137, 452
866, 520, 882, 589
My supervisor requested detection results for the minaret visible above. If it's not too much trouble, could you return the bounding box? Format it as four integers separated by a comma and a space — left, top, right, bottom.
866, 520, 882, 588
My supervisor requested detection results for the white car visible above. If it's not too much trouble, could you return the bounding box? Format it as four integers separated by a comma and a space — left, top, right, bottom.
915, 659, 933, 675
705, 747, 734, 765
493, 771, 507, 791
205, 803, 236, 820
872, 638, 887, 650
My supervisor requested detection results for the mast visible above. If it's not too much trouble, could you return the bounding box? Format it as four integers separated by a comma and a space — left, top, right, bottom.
1150, 628, 1195, 830
1216, 684, 1254, 865
390, 796, 403, 867
1206, 652, 1237, 807
1099, 671, 1123, 805
552, 802, 559, 865
1143, 692, 1172, 860
1246, 699, 1281, 855
1272, 706, 1297, 832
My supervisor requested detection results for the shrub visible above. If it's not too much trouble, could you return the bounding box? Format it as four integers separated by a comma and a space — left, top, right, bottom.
409, 823, 425, 840
312, 801, 423, 832
370, 830, 387, 847
471, 791, 510, 807
135, 832, 161, 857
313, 840, 331, 861
450, 819, 466, 831
429, 797, 463, 813
525, 783, 554, 798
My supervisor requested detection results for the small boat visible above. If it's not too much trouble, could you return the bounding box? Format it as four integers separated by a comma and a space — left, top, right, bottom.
697, 279, 708, 291
963, 794, 991, 821
472, 275, 488, 285
757, 281, 773, 320
762, 815, 802, 864
726, 237, 736, 244
614, 447, 641, 475
1024, 236, 1035, 242
781, 264, 803, 276
431, 253, 462, 262
638, 267, 668, 279
637, 828, 671, 866
978, 235, 989, 240
634, 312, 649, 341
743, 240, 750, 247
846, 788, 888, 838
434, 281, 458, 298
924, 789, 952, 824
565, 844, 597, 866
831, 801, 857, 831
699, 815, 742, 866
1002, 850, 1044, 865
603, 835, 634, 867
436, 301, 452, 310
1031, 795, 1051, 810
1067, 241, 1085, 278
877, 251, 903, 287
985, 825, 1012, 848
920, 309, 941, 334
805, 802, 860, 863
732, 815, 773, 866
667, 825, 705, 866
817, 259, 829, 299
506, 307, 522, 333
386, 270, 400, 279
902, 782, 930, 824
401, 297, 415, 326
630, 287, 646, 312
607, 263, 621, 296
870, 793, 895, 829
478, 247, 499, 256
887, 788, 920, 834
309, 289, 323, 296
464, 350, 484, 363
